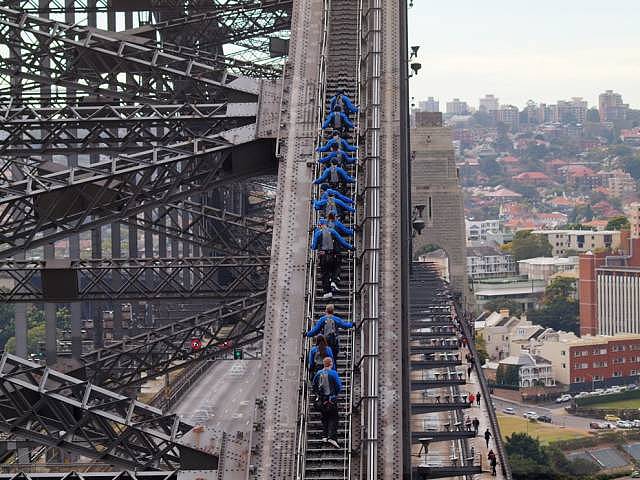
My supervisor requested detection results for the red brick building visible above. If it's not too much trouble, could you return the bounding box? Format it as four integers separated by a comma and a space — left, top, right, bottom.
569, 334, 640, 392
579, 231, 640, 336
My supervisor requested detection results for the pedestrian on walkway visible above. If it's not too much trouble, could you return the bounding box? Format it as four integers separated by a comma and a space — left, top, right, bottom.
476, 391, 482, 406
484, 428, 492, 448
472, 417, 480, 435
312, 356, 343, 448
468, 393, 475, 405
467, 365, 473, 379
465, 416, 472, 431
490, 455, 497, 476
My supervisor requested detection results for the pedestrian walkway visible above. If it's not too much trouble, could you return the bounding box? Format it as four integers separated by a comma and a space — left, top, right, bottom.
459, 348, 506, 479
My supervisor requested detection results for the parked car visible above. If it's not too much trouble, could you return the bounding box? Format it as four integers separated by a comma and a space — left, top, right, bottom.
617, 420, 633, 429
589, 422, 602, 429
502, 407, 516, 415
594, 388, 605, 395
605, 414, 621, 422
538, 415, 552, 423
574, 391, 589, 399
628, 383, 638, 390
632, 419, 640, 428
555, 394, 572, 403
631, 470, 640, 478
523, 411, 539, 420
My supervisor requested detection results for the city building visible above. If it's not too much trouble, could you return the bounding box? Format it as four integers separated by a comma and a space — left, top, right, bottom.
512, 171, 552, 186
568, 334, 640, 392
419, 97, 440, 113
628, 203, 640, 239
528, 329, 580, 386
498, 352, 555, 388
479, 310, 531, 360
479, 94, 499, 113
415, 111, 443, 128
518, 256, 579, 284
607, 170, 636, 197
473, 277, 546, 311
466, 246, 516, 279
532, 229, 620, 257
599, 90, 629, 122
579, 232, 640, 336
465, 219, 503, 244
495, 105, 520, 131
556, 97, 588, 123
445, 98, 469, 115
621, 127, 640, 146
563, 165, 602, 189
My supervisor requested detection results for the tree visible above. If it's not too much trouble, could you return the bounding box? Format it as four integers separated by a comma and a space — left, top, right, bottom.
0, 297, 15, 350
508, 230, 552, 261
496, 364, 520, 387
483, 298, 522, 315
569, 204, 594, 224
505, 433, 548, 465
475, 333, 489, 365
622, 156, 640, 180
606, 215, 630, 231
528, 277, 579, 334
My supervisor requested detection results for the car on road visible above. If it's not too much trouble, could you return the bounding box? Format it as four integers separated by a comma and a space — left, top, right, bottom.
617, 420, 633, 429
632, 419, 640, 428
574, 391, 589, 399
502, 407, 516, 415
537, 415, 552, 423
631, 470, 640, 478
555, 394, 572, 403
605, 414, 621, 422
523, 411, 539, 420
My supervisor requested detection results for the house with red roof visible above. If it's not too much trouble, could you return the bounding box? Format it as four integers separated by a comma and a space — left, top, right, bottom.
563, 165, 602, 189
513, 171, 552, 186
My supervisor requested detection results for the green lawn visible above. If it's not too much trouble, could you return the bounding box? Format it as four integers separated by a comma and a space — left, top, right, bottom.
586, 398, 640, 409
497, 415, 588, 444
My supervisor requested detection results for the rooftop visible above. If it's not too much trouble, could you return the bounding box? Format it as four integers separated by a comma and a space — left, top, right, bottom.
518, 256, 578, 266
532, 229, 619, 235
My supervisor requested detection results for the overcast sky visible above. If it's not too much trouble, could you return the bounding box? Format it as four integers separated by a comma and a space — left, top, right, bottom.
408, 0, 640, 110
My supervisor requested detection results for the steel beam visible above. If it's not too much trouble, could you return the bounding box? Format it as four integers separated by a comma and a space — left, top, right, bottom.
0, 256, 269, 302
0, 137, 277, 257
0, 353, 217, 470
0, 103, 257, 156
76, 292, 266, 389
0, 8, 268, 104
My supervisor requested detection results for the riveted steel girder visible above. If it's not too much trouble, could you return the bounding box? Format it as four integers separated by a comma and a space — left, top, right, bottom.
0, 8, 269, 104
0, 353, 217, 470
0, 255, 270, 302
76, 292, 266, 389
0, 103, 258, 156
0, 136, 277, 258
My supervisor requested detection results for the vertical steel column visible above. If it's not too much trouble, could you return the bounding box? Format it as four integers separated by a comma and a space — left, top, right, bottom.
14, 251, 28, 358
399, 0, 413, 475
44, 240, 57, 365
362, 0, 381, 477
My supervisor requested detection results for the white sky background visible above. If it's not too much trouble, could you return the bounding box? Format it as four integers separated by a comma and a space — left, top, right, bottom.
408, 0, 640, 109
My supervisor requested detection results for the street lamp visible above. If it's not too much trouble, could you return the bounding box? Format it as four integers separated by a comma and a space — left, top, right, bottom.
412, 204, 426, 237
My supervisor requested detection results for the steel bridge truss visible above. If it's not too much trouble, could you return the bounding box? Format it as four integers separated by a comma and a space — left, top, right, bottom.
0, 103, 258, 156
0, 353, 218, 470
0, 136, 277, 257
0, 7, 271, 105
76, 292, 266, 389
0, 255, 270, 302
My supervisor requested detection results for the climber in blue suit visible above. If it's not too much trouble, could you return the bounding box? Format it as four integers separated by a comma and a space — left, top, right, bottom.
314, 193, 356, 215
318, 144, 357, 165
313, 164, 355, 186
329, 91, 359, 114
322, 105, 354, 132
317, 130, 358, 153
319, 184, 353, 204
